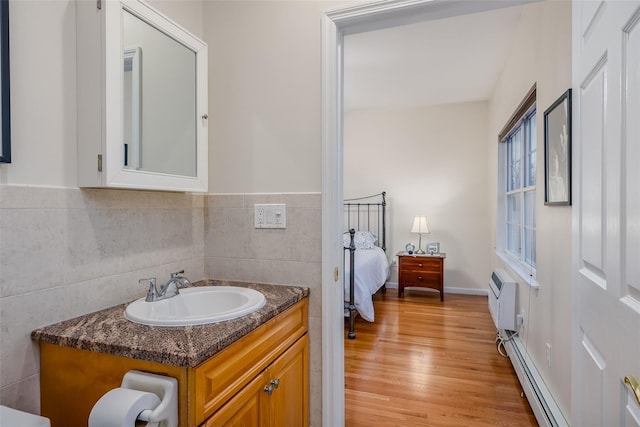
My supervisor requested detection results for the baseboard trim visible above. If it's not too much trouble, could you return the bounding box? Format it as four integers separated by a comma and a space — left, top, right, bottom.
383, 283, 488, 296
445, 287, 488, 296
503, 334, 569, 427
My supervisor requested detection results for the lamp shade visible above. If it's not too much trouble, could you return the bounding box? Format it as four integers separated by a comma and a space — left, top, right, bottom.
411, 216, 429, 234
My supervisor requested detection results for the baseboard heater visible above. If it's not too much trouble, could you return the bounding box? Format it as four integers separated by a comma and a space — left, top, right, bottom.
502, 332, 569, 427
488, 269, 569, 427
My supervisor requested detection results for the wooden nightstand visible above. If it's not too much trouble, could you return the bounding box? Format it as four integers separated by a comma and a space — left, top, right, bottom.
397, 252, 446, 301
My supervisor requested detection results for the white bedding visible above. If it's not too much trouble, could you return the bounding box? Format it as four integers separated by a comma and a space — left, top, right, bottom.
344, 246, 390, 322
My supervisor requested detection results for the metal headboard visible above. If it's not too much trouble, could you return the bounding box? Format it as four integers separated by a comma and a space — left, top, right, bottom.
343, 191, 386, 252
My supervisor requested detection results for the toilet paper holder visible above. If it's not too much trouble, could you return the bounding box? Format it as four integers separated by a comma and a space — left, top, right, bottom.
91, 370, 178, 427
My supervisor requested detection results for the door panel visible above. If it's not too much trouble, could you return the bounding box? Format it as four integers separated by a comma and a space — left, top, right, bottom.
580, 0, 604, 40
579, 330, 606, 426
579, 60, 606, 281
624, 388, 640, 427
623, 8, 640, 311
573, 1, 640, 425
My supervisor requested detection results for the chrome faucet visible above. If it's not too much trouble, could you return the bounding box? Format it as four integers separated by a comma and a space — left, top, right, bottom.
139, 270, 191, 302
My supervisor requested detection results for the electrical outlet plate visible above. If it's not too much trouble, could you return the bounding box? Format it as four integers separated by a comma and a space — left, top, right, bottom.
254, 204, 286, 229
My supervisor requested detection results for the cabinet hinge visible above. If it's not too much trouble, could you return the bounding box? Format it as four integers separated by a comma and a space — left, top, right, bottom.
97, 0, 101, 10
97, 154, 102, 172
334, 267, 339, 282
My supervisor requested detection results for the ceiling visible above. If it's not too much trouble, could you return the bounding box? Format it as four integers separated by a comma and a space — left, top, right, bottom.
343, 4, 525, 111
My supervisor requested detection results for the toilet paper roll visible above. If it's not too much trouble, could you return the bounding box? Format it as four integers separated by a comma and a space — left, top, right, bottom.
88, 388, 161, 427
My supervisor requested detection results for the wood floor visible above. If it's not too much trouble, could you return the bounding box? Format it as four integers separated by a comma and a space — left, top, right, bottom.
344, 290, 537, 427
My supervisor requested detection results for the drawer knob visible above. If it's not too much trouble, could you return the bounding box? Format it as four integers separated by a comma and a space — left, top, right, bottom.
418, 263, 423, 267
418, 276, 423, 280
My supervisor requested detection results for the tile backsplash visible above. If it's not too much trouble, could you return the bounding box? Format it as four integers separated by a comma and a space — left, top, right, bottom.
0, 185, 204, 413
204, 193, 322, 426
0, 186, 322, 427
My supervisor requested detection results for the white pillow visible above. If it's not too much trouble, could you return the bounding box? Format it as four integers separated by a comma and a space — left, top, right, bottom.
343, 231, 377, 249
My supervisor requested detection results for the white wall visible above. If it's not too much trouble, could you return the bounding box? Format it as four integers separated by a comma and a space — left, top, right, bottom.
487, 0, 572, 419
0, 0, 77, 186
204, 1, 346, 194
344, 102, 492, 291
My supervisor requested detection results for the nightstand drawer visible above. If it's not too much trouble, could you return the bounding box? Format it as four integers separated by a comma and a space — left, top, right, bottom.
402, 271, 441, 286
396, 252, 446, 301
399, 257, 441, 272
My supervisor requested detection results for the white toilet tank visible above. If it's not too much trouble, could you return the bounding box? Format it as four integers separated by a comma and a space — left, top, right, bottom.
0, 405, 51, 427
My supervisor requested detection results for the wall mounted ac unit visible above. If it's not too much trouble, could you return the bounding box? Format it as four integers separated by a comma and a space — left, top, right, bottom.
488, 269, 516, 331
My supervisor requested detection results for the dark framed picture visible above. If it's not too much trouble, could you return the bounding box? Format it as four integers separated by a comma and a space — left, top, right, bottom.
0, 0, 10, 164
544, 89, 572, 205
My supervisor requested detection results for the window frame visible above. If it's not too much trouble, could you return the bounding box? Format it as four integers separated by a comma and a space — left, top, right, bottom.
498, 104, 537, 280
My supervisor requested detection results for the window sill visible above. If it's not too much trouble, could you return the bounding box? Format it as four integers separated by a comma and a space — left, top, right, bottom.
495, 251, 539, 289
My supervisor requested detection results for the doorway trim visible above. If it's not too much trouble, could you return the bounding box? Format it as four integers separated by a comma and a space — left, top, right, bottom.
320, 1, 536, 425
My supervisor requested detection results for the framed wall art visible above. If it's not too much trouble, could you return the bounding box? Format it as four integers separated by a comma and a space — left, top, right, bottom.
544, 89, 572, 205
0, 0, 10, 164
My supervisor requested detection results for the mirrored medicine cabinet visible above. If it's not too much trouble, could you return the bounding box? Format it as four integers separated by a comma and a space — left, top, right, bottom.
77, 0, 208, 192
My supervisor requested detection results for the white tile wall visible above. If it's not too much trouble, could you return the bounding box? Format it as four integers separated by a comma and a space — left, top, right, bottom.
0, 187, 322, 427
204, 193, 322, 427
0, 185, 205, 412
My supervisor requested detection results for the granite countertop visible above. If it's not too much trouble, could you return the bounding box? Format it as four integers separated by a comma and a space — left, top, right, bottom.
31, 280, 309, 368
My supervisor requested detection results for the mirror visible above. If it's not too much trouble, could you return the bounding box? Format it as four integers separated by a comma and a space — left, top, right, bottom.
123, 46, 141, 170
76, 0, 207, 192
1, 0, 10, 164
122, 8, 197, 177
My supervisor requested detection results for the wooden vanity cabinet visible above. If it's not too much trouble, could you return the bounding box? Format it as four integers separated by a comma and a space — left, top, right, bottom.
39, 299, 308, 427
192, 298, 309, 425
203, 334, 309, 426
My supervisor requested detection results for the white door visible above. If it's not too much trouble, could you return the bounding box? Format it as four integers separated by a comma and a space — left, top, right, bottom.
572, 1, 640, 426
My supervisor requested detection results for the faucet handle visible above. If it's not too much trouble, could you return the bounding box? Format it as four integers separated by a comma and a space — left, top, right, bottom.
139, 277, 157, 286
170, 270, 185, 278
139, 277, 158, 301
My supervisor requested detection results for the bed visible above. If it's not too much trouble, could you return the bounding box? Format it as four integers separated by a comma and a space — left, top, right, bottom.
343, 192, 390, 339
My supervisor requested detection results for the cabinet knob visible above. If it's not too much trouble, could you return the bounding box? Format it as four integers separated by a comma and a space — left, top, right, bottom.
264, 384, 274, 395
418, 276, 423, 281
418, 263, 423, 267
270, 379, 280, 389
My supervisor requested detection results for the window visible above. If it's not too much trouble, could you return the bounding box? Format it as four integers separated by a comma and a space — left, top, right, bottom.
498, 87, 537, 273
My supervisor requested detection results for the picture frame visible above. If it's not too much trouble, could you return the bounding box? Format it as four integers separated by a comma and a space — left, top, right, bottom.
426, 242, 439, 255
0, 0, 9, 164
544, 89, 572, 205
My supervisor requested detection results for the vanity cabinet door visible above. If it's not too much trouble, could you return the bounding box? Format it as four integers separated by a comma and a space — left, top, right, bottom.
201, 371, 269, 427
203, 333, 309, 427
192, 300, 308, 424
267, 333, 309, 426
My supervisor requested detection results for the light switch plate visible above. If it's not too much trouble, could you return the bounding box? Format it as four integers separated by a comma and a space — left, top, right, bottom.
254, 204, 286, 228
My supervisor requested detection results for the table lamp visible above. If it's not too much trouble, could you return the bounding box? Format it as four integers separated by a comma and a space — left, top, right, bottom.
410, 216, 430, 254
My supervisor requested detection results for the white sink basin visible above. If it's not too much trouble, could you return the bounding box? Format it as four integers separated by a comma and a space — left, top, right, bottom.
124, 286, 266, 327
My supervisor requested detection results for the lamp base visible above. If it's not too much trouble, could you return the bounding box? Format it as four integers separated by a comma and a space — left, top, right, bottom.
415, 234, 425, 254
